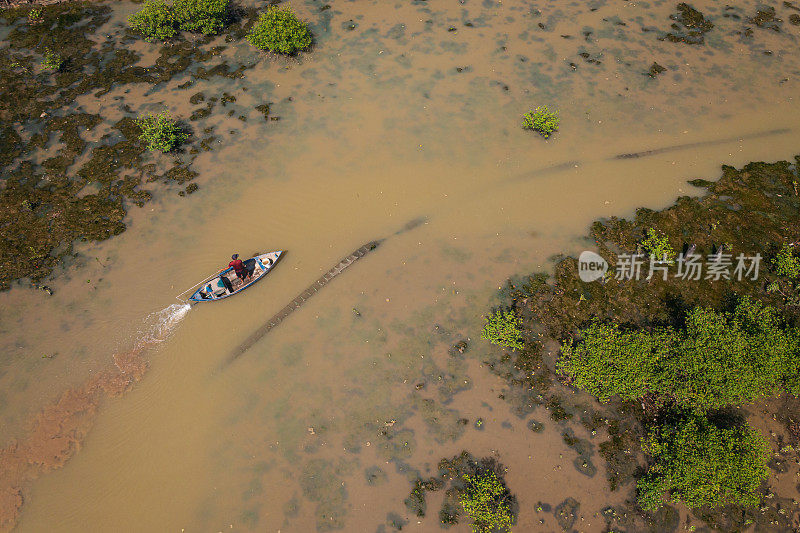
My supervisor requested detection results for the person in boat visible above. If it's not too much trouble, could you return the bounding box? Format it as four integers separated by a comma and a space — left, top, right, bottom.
228, 253, 251, 283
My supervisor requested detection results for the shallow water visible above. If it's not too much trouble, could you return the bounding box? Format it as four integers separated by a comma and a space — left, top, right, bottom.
3, 0, 800, 530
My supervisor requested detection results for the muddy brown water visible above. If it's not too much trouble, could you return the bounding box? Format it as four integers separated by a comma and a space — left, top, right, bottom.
2, 0, 800, 530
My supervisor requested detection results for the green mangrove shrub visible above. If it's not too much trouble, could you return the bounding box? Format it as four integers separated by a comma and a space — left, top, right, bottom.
41, 49, 64, 71
460, 471, 514, 533
774, 243, 800, 279
641, 227, 676, 262
247, 5, 312, 54
481, 309, 525, 350
128, 0, 178, 42
135, 112, 188, 152
638, 412, 769, 510
173, 0, 228, 35
767, 243, 800, 304
522, 106, 559, 138
27, 6, 43, 24
558, 297, 800, 411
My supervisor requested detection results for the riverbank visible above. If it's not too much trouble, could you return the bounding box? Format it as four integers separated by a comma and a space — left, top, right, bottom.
474, 155, 800, 531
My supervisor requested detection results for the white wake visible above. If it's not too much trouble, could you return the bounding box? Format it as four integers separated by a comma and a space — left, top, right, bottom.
135, 303, 192, 348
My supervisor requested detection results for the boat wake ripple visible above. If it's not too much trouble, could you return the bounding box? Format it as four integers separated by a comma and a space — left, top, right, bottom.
136, 303, 192, 348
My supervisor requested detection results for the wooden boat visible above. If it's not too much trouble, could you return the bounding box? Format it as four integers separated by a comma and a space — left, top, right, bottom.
188, 251, 283, 303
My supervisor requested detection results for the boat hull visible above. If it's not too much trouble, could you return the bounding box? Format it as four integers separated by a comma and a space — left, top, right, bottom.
189, 251, 283, 303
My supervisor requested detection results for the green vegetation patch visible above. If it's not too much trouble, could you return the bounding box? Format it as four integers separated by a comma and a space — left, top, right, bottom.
41, 48, 63, 71
135, 111, 188, 152
174, 0, 228, 35
27, 6, 43, 24
638, 412, 769, 510
128, 0, 177, 42
522, 106, 559, 138
404, 452, 517, 531
768, 243, 800, 305
247, 5, 312, 54
640, 227, 675, 261
128, 0, 229, 41
774, 243, 800, 279
559, 297, 800, 411
481, 308, 524, 350
460, 470, 514, 533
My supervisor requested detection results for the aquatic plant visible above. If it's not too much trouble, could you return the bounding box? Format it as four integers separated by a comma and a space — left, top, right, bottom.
135, 112, 188, 152
173, 0, 228, 35
481, 309, 524, 350
41, 49, 64, 71
522, 106, 559, 138
247, 5, 312, 54
559, 297, 800, 411
128, 0, 177, 42
774, 243, 800, 279
637, 412, 769, 510
641, 227, 675, 262
460, 471, 514, 533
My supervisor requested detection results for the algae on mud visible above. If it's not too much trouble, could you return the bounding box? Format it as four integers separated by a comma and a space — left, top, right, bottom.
0, 1, 259, 290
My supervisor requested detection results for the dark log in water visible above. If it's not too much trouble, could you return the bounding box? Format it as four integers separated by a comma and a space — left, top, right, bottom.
613, 128, 790, 160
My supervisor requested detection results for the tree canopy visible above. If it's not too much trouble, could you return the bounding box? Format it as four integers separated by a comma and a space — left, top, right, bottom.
559, 297, 800, 410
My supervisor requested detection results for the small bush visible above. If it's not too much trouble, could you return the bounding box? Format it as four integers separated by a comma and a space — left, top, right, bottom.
638, 412, 769, 510
460, 471, 514, 533
135, 112, 188, 152
128, 0, 177, 42
481, 309, 525, 350
522, 106, 559, 138
173, 0, 228, 35
247, 5, 312, 54
27, 6, 43, 24
774, 243, 800, 279
41, 49, 64, 72
641, 227, 675, 262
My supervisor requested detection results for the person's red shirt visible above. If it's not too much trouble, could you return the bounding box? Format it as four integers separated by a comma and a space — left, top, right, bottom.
229, 258, 245, 273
